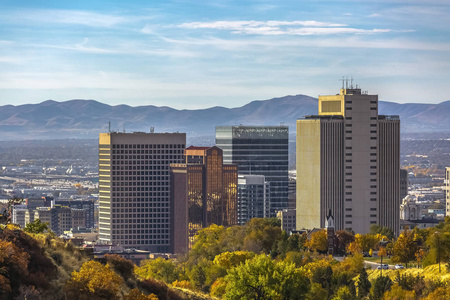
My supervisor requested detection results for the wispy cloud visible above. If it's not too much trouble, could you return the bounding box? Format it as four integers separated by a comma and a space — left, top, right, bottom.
179, 20, 346, 29
2, 9, 148, 28
177, 20, 391, 35
368, 13, 381, 17
34, 38, 117, 54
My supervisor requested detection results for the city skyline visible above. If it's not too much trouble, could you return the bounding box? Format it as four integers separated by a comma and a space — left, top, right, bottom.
1, 0, 450, 108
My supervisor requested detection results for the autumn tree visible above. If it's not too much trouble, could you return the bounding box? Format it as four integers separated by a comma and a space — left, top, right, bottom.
305, 229, 328, 253
0, 240, 29, 297
135, 257, 180, 284
335, 230, 354, 255
65, 260, 123, 299
213, 251, 255, 269
392, 229, 417, 267
382, 284, 416, 300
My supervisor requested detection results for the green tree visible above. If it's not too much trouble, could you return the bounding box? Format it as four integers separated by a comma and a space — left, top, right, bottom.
357, 267, 371, 299
392, 229, 417, 267
371, 275, 392, 300
370, 224, 394, 240
424, 231, 450, 271
224, 254, 310, 300
24, 219, 50, 234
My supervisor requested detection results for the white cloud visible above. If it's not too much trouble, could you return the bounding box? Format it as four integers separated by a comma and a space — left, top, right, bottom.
368, 13, 381, 17
178, 20, 346, 30
176, 20, 392, 36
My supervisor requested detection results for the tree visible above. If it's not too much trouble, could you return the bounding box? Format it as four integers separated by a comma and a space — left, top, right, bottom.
65, 260, 123, 299
357, 267, 371, 299
135, 258, 180, 284
24, 219, 50, 234
213, 251, 255, 269
382, 284, 416, 300
371, 275, 392, 300
335, 230, 355, 255
378, 247, 387, 276
0, 240, 29, 297
370, 224, 394, 240
424, 231, 450, 270
392, 229, 417, 267
224, 254, 310, 300
123, 289, 158, 300
104, 254, 135, 279
332, 286, 353, 300
305, 230, 328, 253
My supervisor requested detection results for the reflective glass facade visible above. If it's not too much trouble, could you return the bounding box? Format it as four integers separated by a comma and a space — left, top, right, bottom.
216, 126, 289, 216
171, 146, 237, 251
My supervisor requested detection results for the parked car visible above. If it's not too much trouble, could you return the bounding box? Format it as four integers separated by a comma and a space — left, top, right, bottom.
377, 264, 389, 270
395, 264, 405, 269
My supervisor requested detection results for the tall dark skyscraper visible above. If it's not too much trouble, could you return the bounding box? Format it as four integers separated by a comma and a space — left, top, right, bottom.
170, 146, 238, 253
215, 126, 289, 217
98, 132, 186, 252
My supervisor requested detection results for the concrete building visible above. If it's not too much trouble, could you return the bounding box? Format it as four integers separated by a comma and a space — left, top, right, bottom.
216, 125, 289, 216
446, 167, 450, 216
296, 85, 400, 235
237, 174, 270, 225
55, 199, 95, 229
170, 146, 238, 253
98, 132, 186, 252
277, 209, 296, 233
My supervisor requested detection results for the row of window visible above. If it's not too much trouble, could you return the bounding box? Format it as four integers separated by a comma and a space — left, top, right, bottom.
112, 144, 185, 149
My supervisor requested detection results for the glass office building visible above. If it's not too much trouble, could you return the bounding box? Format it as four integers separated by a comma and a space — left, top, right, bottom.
216, 126, 289, 217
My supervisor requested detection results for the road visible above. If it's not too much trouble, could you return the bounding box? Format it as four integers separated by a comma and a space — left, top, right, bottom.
334, 256, 395, 270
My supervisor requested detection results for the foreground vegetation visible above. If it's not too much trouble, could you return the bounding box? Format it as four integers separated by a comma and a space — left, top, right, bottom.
3, 217, 450, 299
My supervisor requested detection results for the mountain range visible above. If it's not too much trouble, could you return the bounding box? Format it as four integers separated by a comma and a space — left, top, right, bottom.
0, 95, 448, 140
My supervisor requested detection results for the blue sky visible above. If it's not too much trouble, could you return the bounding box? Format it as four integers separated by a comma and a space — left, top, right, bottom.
1, 0, 449, 108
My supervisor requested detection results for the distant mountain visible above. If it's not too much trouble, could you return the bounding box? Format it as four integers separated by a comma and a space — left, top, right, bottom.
0, 96, 448, 140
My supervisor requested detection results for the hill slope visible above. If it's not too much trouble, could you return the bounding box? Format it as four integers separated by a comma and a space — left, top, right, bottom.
0, 96, 448, 140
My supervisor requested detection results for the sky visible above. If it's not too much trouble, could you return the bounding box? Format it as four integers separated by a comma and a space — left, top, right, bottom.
1, 0, 449, 109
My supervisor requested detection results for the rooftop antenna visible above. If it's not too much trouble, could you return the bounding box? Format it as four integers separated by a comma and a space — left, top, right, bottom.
123, 124, 126, 133
340, 76, 345, 89
350, 76, 354, 89
345, 76, 349, 89
108, 121, 111, 133
150, 127, 155, 133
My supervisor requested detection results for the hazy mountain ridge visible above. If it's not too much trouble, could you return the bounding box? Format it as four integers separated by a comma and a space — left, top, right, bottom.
0, 96, 448, 140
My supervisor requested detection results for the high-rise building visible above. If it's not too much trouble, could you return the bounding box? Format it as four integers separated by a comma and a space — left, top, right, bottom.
237, 174, 270, 225
296, 86, 400, 235
446, 167, 450, 216
170, 146, 237, 253
216, 126, 289, 216
400, 169, 408, 200
99, 132, 186, 252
